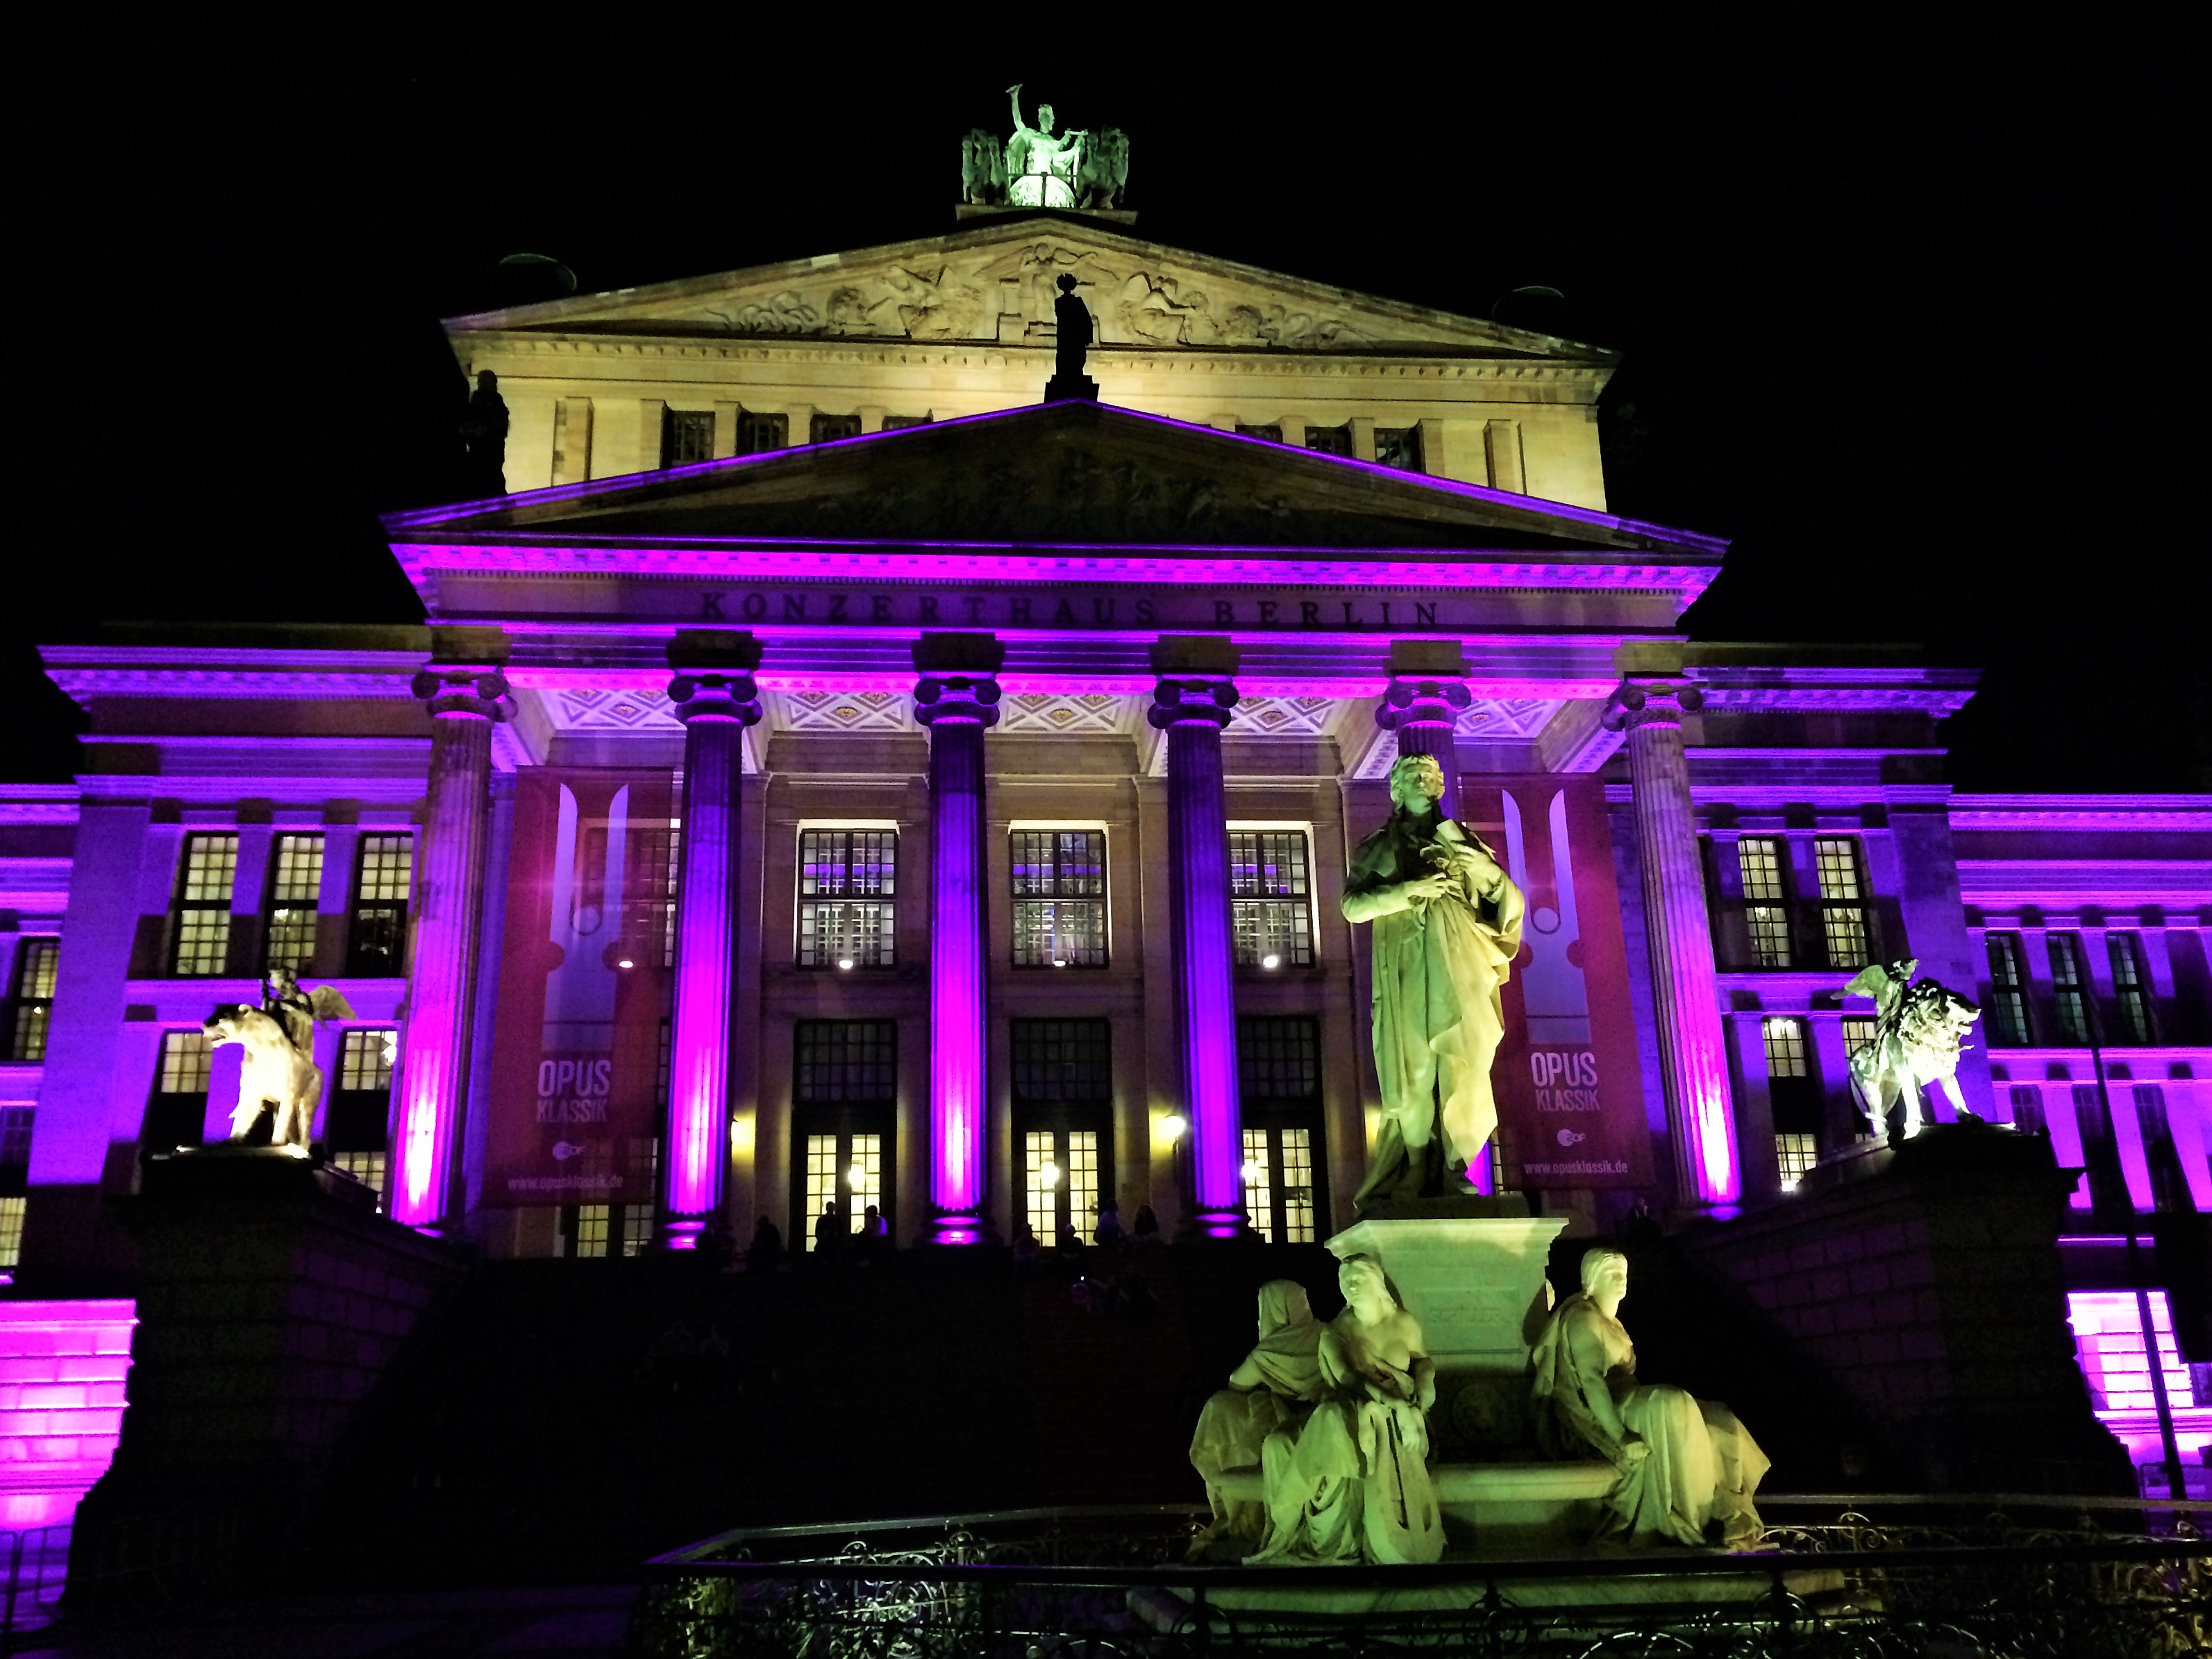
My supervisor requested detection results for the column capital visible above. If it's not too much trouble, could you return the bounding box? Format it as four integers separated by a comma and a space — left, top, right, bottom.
410, 664, 514, 721
1375, 677, 1472, 731
1148, 676, 1239, 730
1602, 677, 1705, 733
914, 675, 1002, 727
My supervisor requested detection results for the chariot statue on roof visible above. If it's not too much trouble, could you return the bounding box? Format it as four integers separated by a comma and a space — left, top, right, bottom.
1004, 83, 1087, 208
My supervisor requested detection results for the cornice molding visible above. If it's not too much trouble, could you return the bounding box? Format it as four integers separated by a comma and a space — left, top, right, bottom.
1948, 793, 2212, 830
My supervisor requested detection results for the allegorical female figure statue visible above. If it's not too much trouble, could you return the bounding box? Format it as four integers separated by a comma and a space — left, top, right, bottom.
1341, 752, 1526, 1202
1003, 83, 1085, 208
1531, 1249, 1769, 1549
1187, 1280, 1325, 1556
1250, 1255, 1444, 1566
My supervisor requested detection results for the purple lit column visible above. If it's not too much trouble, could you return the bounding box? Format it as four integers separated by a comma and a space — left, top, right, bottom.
1150, 637, 1246, 1238
914, 634, 1003, 1245
1603, 677, 1738, 1206
1375, 639, 1472, 818
663, 631, 763, 1249
393, 655, 512, 1229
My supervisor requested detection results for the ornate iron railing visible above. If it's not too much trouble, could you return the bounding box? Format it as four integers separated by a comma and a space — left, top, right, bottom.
637, 1499, 2210, 1658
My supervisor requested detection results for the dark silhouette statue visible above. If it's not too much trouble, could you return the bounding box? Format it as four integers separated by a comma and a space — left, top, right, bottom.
459, 369, 510, 498
1045, 274, 1099, 402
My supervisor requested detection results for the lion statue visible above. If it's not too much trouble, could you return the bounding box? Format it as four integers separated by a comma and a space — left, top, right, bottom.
203, 983, 356, 1149
1845, 958, 1981, 1141
1076, 126, 1130, 210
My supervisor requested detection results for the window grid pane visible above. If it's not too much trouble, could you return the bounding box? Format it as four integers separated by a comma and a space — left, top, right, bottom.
1986, 934, 2032, 1045
355, 835, 414, 902
1304, 425, 1353, 457
1241, 1127, 1276, 1244
1278, 1127, 1316, 1244
1814, 839, 1863, 900
574, 1205, 610, 1258
159, 1030, 212, 1094
794, 1021, 897, 1104
1238, 1016, 1321, 1104
1010, 1020, 1112, 1104
267, 832, 324, 976
339, 1028, 396, 1092
173, 834, 238, 976
846, 1133, 882, 1236
1746, 907, 1793, 969
1822, 908, 1869, 971
10, 940, 58, 1061
1776, 1133, 1819, 1189
1762, 1017, 1810, 1079
798, 830, 897, 968
331, 1150, 387, 1210
2109, 934, 2154, 1044
803, 1134, 839, 1249
1842, 1018, 1879, 1059
1374, 428, 1422, 470
1738, 838, 1787, 902
1010, 830, 1107, 968
350, 834, 413, 975
1814, 838, 1869, 970
2050, 933, 2089, 1045
662, 409, 714, 467
0, 1197, 24, 1271
1231, 832, 1314, 967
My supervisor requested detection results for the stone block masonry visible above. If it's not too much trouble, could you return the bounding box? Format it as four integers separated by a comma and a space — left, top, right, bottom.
1685, 1125, 2131, 1494
66, 1154, 467, 1610
0, 1299, 135, 1529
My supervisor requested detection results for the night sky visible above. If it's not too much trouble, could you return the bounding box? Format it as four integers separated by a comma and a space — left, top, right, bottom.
11, 25, 2201, 787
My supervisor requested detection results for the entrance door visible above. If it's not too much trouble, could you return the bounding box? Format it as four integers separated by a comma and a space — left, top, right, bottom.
1020, 1125, 1101, 1247
798, 1123, 888, 1249
1240, 1120, 1321, 1244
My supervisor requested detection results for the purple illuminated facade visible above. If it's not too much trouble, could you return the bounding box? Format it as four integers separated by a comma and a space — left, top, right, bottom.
0, 216, 2202, 1492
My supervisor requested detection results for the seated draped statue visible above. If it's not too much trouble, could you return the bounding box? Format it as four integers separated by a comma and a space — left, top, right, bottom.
1530, 1249, 1769, 1549
1187, 1280, 1325, 1556
1250, 1255, 1445, 1566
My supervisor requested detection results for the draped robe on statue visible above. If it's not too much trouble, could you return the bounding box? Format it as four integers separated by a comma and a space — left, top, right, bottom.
1530, 1291, 1770, 1549
1343, 813, 1525, 1200
1187, 1281, 1325, 1551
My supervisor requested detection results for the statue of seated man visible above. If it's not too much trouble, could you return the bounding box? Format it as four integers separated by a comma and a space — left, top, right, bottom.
1250, 1254, 1444, 1565
1187, 1279, 1325, 1557
1530, 1248, 1769, 1549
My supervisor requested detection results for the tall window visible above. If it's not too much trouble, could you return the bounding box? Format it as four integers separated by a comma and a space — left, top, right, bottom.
1010, 830, 1107, 968
348, 834, 413, 975
145, 1030, 212, 1152
1304, 424, 1353, 457
798, 830, 896, 969
8, 939, 58, 1061
171, 833, 238, 976
793, 1020, 896, 1249
1373, 427, 1423, 471
810, 412, 862, 444
2109, 934, 2154, 1044
1737, 837, 1793, 968
1237, 1016, 1324, 1243
630, 820, 682, 970
2048, 932, 2089, 1045
1985, 933, 2032, 1045
263, 834, 324, 973
736, 410, 787, 453
1814, 838, 1870, 970
0, 1105, 31, 1270
1763, 1016, 1820, 1182
327, 1028, 395, 1206
1230, 831, 1313, 968
661, 408, 714, 468
1012, 1018, 1112, 1247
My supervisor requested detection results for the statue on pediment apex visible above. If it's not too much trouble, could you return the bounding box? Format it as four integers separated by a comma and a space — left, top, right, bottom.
1005, 84, 1088, 208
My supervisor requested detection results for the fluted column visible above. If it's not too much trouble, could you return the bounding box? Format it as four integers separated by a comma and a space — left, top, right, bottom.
392, 653, 512, 1229
1150, 637, 1246, 1238
1375, 639, 1472, 818
1603, 677, 1738, 1206
914, 633, 1003, 1245
663, 630, 763, 1249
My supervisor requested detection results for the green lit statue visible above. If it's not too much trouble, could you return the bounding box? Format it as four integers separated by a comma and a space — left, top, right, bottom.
1005, 84, 1086, 208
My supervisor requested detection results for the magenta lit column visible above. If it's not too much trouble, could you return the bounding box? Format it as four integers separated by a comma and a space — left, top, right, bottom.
914, 634, 1003, 1245
662, 631, 763, 1249
1603, 677, 1739, 1206
1150, 637, 1247, 1238
1375, 640, 1473, 819
393, 656, 511, 1229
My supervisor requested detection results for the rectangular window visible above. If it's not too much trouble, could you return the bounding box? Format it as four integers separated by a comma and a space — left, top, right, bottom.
1009, 1018, 1112, 1104
348, 834, 413, 975
803, 1131, 883, 1249
628, 820, 681, 970
661, 408, 715, 468
795, 1020, 897, 1106
1373, 427, 1423, 471
623, 1138, 659, 1257
8, 938, 59, 1061
1234, 423, 1282, 442
1025, 1128, 1100, 1247
1010, 830, 1107, 968
263, 833, 324, 974
736, 410, 787, 454
1737, 836, 1793, 968
171, 833, 239, 976
1762, 1016, 1810, 1079
1237, 1016, 1325, 1239
146, 1030, 212, 1151
1241, 1124, 1319, 1245
1230, 831, 1313, 968
1012, 1019, 1111, 1248
1985, 934, 2032, 1045
2109, 934, 2154, 1044
881, 414, 932, 430
809, 412, 862, 444
0, 1196, 23, 1270
1814, 837, 1870, 970
797, 830, 896, 969
793, 1023, 896, 1252
1304, 424, 1353, 457
2049, 932, 2089, 1045
2068, 1290, 2193, 1416
0, 1104, 33, 1256
327, 1027, 396, 1206
1775, 1132, 1819, 1190
1841, 1017, 1879, 1060
1763, 1016, 1820, 1140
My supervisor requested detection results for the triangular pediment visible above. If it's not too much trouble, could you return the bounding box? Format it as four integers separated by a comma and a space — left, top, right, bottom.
442, 213, 1613, 362
390, 402, 1716, 559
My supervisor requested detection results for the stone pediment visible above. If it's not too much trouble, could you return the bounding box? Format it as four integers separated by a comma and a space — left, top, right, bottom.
397, 403, 1715, 558
443, 214, 1612, 364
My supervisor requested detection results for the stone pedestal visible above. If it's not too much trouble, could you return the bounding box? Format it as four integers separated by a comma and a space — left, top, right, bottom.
1044, 372, 1099, 401
1327, 1212, 1566, 1458
67, 1150, 467, 1610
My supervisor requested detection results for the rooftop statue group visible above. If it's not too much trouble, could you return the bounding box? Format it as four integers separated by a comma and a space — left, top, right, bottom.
961, 85, 1130, 212
1845, 958, 1982, 1140
199, 968, 355, 1152
1192, 1252, 1769, 1564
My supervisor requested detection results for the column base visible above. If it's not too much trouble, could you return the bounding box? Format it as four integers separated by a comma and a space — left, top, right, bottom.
662, 1219, 706, 1252
920, 1212, 995, 1247
1174, 1206, 1254, 1243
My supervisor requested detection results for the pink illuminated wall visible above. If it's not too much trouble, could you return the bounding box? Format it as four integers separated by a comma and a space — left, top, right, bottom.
0, 1300, 135, 1529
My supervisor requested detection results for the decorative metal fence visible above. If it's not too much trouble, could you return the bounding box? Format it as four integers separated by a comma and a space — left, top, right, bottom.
637, 1499, 2211, 1658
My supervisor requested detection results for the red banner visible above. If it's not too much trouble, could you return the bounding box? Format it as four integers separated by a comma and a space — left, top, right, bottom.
1464, 777, 1652, 1190
484, 768, 676, 1206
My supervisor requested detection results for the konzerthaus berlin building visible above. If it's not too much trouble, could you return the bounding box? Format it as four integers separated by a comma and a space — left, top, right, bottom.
3, 210, 2206, 1467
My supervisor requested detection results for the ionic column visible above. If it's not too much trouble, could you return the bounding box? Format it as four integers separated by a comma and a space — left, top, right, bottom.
1149, 637, 1246, 1238
1603, 677, 1738, 1206
913, 634, 1003, 1245
663, 630, 763, 1249
1375, 639, 1472, 818
392, 650, 512, 1229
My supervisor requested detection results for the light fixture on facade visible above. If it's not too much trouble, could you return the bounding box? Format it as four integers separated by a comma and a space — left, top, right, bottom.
1159, 1113, 1188, 1142
837, 957, 855, 971
617, 958, 635, 970
1051, 958, 1067, 968
1041, 1161, 1062, 1187
846, 1161, 866, 1188
1241, 1158, 1264, 1183
1261, 953, 1280, 970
